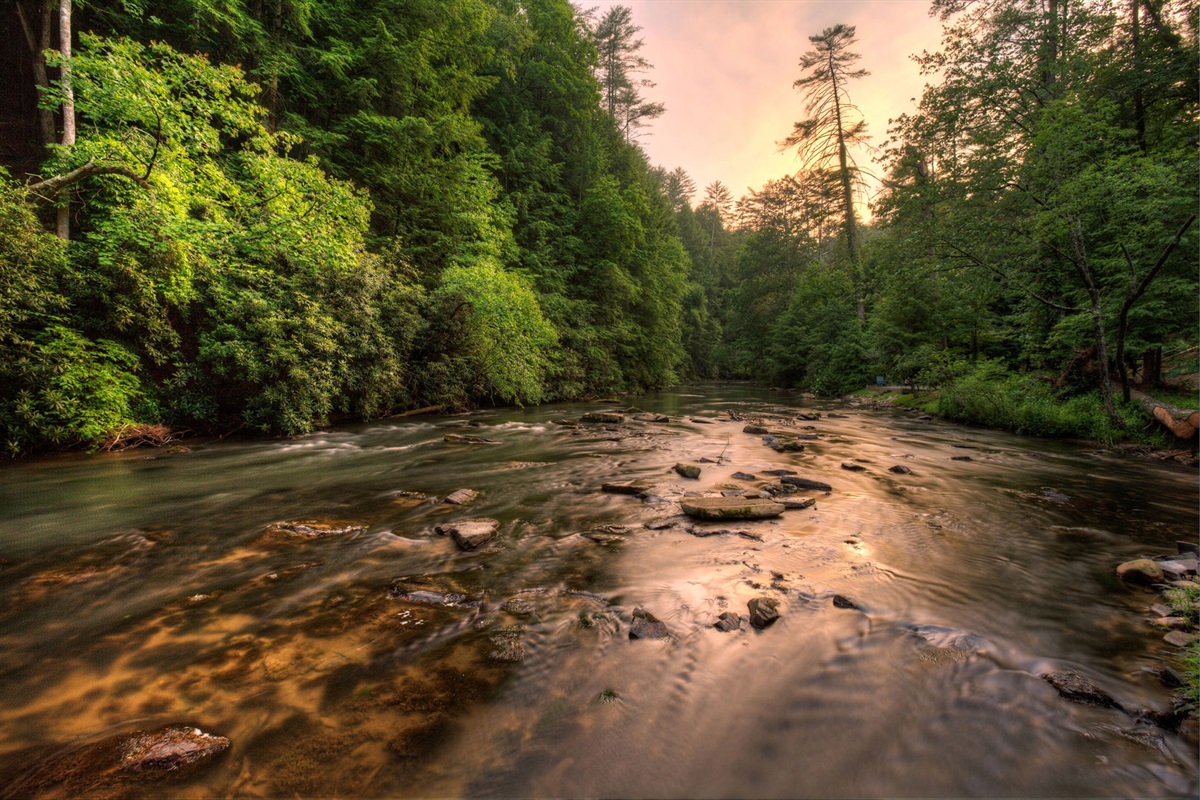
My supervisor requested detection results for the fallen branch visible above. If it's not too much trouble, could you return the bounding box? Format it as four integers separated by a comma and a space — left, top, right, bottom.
1130, 389, 1199, 440
385, 405, 444, 419
25, 160, 152, 201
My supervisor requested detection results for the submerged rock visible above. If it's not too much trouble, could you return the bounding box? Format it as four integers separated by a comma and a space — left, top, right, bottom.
443, 433, 501, 444
602, 481, 652, 495
777, 497, 816, 511
443, 489, 478, 505
1116, 559, 1164, 585
629, 607, 671, 640
831, 595, 859, 610
840, 462, 866, 472
748, 597, 780, 629
731, 472, 757, 481
581, 412, 625, 424
674, 463, 702, 479
680, 497, 785, 520
434, 518, 500, 551
762, 469, 797, 477
265, 520, 366, 541
120, 726, 231, 774
769, 439, 806, 453
1043, 671, 1120, 709
714, 611, 743, 632
743, 425, 769, 434
888, 465, 913, 475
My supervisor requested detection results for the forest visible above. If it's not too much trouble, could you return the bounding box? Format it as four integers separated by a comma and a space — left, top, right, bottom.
1, 0, 1196, 457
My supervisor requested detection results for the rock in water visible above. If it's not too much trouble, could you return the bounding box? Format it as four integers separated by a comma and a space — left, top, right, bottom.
777, 497, 816, 511
265, 519, 366, 540
679, 497, 785, 520
731, 472, 757, 481
435, 518, 500, 550
748, 597, 780, 629
888, 465, 913, 474
443, 433, 501, 444
1116, 559, 1164, 585
602, 481, 651, 495
743, 425, 769, 434
780, 476, 833, 492
120, 726, 231, 773
1042, 672, 1120, 709
581, 412, 625, 424
444, 489, 478, 505
840, 462, 866, 471
714, 611, 743, 632
674, 463, 702, 479
770, 439, 806, 453
629, 607, 671, 640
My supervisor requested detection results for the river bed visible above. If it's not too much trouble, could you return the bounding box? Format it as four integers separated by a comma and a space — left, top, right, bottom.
0, 384, 1195, 798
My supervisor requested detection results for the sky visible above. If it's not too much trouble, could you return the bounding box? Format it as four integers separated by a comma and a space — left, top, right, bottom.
587, 0, 946, 208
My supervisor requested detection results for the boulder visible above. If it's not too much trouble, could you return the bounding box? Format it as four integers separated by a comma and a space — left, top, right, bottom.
748, 597, 780, 629
680, 497, 785, 520
714, 611, 743, 632
674, 463, 702, 479
629, 607, 671, 640
119, 726, 230, 774
780, 476, 832, 492
443, 489, 478, 506
435, 518, 500, 551
1116, 559, 1164, 585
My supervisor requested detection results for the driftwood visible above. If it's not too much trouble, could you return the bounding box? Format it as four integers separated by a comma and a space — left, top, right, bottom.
1130, 389, 1199, 440
385, 405, 444, 419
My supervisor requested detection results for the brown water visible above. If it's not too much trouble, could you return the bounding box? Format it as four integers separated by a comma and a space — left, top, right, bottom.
0, 384, 1195, 798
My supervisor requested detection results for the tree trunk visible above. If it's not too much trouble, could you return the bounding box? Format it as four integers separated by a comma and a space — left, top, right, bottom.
16, 1, 57, 148
55, 0, 74, 241
828, 52, 863, 323
1069, 223, 1122, 426
1130, 389, 1199, 440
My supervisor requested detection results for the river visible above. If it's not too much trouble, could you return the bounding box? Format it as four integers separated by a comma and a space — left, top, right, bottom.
0, 384, 1195, 798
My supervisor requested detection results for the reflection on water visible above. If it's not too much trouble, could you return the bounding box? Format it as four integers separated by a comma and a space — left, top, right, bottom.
0, 385, 1196, 798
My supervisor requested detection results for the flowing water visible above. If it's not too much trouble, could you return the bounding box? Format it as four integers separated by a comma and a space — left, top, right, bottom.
0, 384, 1195, 798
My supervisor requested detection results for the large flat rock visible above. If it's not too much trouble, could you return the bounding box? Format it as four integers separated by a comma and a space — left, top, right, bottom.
679, 496, 785, 520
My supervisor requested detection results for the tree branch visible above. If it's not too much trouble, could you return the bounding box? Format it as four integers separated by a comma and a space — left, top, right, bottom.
25, 160, 153, 201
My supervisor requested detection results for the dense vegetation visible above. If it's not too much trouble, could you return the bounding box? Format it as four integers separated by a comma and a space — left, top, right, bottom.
2, 0, 1196, 456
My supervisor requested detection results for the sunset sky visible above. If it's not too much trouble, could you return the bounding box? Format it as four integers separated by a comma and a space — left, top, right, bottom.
587, 0, 946, 207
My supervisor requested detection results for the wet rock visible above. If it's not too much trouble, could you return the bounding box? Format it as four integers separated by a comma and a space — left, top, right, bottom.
120, 726, 231, 774
443, 489, 478, 505
1152, 616, 1189, 630
1157, 559, 1198, 581
602, 481, 652, 495
1043, 671, 1120, 708
634, 413, 670, 423
840, 462, 866, 472
827, 412, 849, 419
950, 455, 973, 462
778, 497, 816, 511
434, 518, 500, 551
698, 457, 717, 464
640, 493, 669, 504
714, 612, 743, 632
501, 598, 535, 617
443, 433, 501, 444
731, 472, 757, 481
644, 519, 676, 530
265, 520, 366, 541
674, 463, 702, 479
581, 412, 625, 424
1178, 540, 1200, 556
690, 417, 716, 424
1158, 666, 1185, 689
762, 469, 797, 477
770, 439, 806, 453
680, 497, 785, 520
748, 597, 780, 629
389, 585, 482, 609
831, 595, 859, 610
1116, 559, 1164, 585
796, 412, 821, 421
888, 465, 913, 475
552, 419, 579, 427
1163, 630, 1198, 647
780, 476, 832, 492
629, 607, 671, 640
686, 526, 763, 542
1150, 603, 1173, 617
486, 626, 526, 662
743, 425, 769, 434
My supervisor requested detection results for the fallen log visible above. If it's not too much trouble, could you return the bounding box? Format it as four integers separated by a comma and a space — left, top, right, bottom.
386, 405, 444, 419
1130, 389, 1199, 440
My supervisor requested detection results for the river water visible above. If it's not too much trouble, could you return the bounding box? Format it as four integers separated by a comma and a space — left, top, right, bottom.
0, 384, 1195, 798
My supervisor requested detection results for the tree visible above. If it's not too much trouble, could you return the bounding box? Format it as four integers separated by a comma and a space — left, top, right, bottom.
781, 23, 870, 319
588, 5, 665, 141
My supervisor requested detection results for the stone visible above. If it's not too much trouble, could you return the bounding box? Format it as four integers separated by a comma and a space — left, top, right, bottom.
889, 465, 913, 475
950, 455, 973, 462
1116, 559, 1165, 585
1157, 559, 1198, 581
827, 413, 849, 419
264, 519, 366, 540
714, 611, 742, 632
762, 469, 797, 476
769, 439, 806, 453
686, 526, 762, 542
831, 595, 859, 610
748, 597, 780, 629
1163, 630, 1198, 647
840, 462, 866, 472
119, 726, 230, 774
679, 497, 785, 520
435, 518, 500, 550
674, 463, 702, 479
1151, 603, 1174, 617
778, 497, 816, 511
389, 585, 482, 609
690, 417, 715, 424
1043, 672, 1120, 708
731, 472, 757, 481
698, 457, 717, 464
443, 489, 478, 505
581, 412, 625, 424
1152, 616, 1189, 630
780, 476, 832, 492
602, 481, 651, 495
645, 519, 676, 531
443, 433, 501, 444
796, 413, 821, 421
743, 425, 769, 434
629, 607, 671, 640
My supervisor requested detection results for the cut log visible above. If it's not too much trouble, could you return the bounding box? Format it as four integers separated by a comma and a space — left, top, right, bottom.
1131, 390, 1199, 440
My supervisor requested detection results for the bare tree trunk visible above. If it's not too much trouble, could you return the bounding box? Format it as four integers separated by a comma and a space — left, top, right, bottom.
16, 1, 57, 148
55, 0, 75, 241
828, 53, 863, 322
1068, 223, 1121, 426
